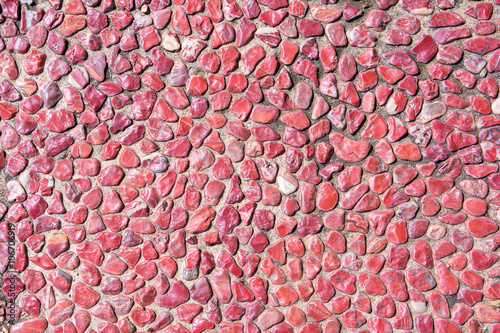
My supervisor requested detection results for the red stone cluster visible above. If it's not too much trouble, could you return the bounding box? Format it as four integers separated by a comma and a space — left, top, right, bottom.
2, 0, 500, 332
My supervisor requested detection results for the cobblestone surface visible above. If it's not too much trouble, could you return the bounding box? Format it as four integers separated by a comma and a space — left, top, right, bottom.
2, 0, 500, 332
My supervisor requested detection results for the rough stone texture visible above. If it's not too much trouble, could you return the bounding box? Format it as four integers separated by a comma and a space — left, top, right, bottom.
2, 0, 500, 333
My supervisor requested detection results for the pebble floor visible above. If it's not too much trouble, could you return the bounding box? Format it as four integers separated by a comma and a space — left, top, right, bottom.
2, 0, 500, 332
